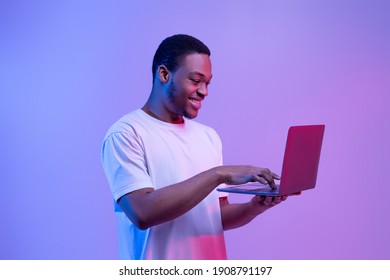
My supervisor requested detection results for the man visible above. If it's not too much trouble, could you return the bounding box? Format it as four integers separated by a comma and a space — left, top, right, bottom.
101, 34, 288, 259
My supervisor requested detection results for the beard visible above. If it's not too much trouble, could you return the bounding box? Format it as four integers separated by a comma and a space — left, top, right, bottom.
167, 81, 196, 120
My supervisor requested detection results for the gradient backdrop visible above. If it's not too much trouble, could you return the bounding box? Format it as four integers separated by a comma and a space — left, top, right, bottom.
1, 0, 389, 259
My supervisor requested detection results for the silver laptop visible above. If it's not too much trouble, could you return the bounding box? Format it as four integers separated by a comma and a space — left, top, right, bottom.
217, 125, 325, 196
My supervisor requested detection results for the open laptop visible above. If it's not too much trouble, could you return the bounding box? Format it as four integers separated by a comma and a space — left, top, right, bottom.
217, 124, 325, 196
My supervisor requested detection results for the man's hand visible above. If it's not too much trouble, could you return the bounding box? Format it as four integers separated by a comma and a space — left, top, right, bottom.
220, 194, 290, 230
217, 165, 280, 189
252, 195, 288, 207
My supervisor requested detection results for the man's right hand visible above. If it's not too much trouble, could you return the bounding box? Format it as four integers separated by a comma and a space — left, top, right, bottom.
216, 165, 280, 189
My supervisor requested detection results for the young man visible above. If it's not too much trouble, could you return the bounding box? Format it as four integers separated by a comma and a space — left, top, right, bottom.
101, 34, 287, 259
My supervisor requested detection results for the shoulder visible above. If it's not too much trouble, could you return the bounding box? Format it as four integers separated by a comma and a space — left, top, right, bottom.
101, 110, 149, 161
186, 119, 222, 145
186, 118, 215, 131
103, 109, 148, 140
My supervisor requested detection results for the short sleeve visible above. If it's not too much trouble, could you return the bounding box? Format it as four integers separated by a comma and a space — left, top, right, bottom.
207, 128, 228, 198
101, 131, 153, 201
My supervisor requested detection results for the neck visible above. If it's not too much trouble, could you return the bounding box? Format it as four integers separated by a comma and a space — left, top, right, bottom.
142, 104, 184, 124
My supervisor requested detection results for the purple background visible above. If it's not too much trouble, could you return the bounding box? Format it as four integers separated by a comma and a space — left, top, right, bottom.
1, 0, 389, 259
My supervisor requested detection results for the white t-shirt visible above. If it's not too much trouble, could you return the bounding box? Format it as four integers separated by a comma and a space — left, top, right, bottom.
101, 109, 227, 259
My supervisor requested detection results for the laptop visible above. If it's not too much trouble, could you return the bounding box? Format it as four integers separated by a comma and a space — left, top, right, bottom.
217, 124, 325, 196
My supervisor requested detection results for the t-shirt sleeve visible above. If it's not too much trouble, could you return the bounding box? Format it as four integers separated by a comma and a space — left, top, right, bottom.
207, 127, 228, 198
101, 131, 153, 201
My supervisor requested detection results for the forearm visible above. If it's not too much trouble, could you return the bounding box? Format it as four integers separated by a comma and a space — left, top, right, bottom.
119, 167, 223, 229
119, 165, 282, 230
220, 195, 288, 230
220, 198, 266, 231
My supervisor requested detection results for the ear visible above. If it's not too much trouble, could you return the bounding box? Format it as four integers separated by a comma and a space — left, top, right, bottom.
157, 65, 170, 83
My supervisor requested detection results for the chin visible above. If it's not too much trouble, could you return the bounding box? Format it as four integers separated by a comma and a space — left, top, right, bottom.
184, 111, 198, 119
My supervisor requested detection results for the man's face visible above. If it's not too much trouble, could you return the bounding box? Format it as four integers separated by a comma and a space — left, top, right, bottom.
165, 53, 212, 122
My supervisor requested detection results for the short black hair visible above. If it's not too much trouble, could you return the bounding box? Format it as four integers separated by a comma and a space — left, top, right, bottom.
152, 34, 211, 81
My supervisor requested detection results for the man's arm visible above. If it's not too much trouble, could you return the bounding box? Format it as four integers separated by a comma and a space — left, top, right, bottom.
219, 195, 288, 231
118, 165, 280, 230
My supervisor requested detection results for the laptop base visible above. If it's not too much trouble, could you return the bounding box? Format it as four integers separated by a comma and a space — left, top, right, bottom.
217, 183, 281, 196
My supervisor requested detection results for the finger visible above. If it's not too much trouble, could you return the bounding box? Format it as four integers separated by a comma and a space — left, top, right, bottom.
268, 196, 282, 206
253, 174, 268, 185
263, 196, 273, 205
259, 169, 277, 189
271, 172, 281, 180
256, 195, 266, 203
257, 195, 281, 206
254, 195, 266, 205
289, 191, 302, 196
272, 196, 282, 204
263, 175, 277, 189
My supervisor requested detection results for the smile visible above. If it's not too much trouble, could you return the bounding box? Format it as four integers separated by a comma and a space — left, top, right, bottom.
189, 98, 202, 110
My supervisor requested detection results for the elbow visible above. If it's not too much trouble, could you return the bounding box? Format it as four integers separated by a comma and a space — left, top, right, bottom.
124, 208, 154, 230
137, 224, 149, 231
119, 208, 153, 230
132, 216, 152, 230
117, 191, 156, 230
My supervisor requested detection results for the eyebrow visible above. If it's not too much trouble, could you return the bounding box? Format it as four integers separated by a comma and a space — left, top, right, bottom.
189, 71, 213, 80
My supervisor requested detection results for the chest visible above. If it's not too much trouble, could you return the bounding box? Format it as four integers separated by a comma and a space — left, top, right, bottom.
140, 127, 220, 185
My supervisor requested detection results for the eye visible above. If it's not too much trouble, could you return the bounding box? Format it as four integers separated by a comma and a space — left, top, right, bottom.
190, 78, 201, 85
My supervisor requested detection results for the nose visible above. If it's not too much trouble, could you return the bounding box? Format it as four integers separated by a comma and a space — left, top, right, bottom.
197, 82, 208, 97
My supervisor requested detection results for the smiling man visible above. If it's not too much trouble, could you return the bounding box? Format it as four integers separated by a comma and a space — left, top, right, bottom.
101, 34, 287, 260
143, 50, 211, 123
